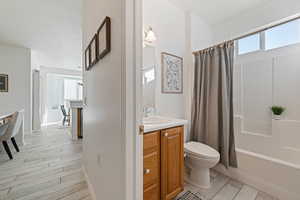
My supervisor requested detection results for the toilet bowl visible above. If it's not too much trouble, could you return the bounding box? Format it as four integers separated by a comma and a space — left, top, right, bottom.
184, 141, 220, 189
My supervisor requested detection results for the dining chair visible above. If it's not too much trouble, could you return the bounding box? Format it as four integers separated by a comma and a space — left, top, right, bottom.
0, 112, 22, 159
0, 123, 9, 155
60, 105, 70, 126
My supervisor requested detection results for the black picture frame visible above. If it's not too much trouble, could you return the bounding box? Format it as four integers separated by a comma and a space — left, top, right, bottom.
90, 34, 98, 67
85, 46, 91, 71
0, 74, 8, 92
85, 34, 98, 71
84, 16, 111, 71
97, 16, 111, 60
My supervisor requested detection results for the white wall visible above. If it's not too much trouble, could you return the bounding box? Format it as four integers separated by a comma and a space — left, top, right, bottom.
0, 44, 31, 132
143, 0, 213, 120
190, 13, 213, 51
234, 43, 300, 166
212, 0, 300, 43
82, 0, 133, 199
143, 0, 186, 118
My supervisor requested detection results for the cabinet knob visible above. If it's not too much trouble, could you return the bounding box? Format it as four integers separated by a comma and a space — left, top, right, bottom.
144, 169, 151, 174
164, 132, 169, 137
139, 125, 144, 135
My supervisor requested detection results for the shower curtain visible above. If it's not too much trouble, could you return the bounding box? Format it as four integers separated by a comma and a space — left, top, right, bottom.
191, 41, 237, 168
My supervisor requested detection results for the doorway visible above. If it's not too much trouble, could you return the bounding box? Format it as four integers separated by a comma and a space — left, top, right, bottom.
43, 73, 83, 126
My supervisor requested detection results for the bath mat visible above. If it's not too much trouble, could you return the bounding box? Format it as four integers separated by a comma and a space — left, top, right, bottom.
177, 191, 202, 200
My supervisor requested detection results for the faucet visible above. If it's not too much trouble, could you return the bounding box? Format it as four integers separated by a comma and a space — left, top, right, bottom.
143, 106, 154, 117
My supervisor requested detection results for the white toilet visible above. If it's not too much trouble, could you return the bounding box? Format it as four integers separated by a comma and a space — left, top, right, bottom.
184, 141, 220, 189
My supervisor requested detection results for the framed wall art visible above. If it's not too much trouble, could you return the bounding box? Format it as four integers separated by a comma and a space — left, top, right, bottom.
89, 34, 98, 66
84, 16, 111, 71
161, 52, 183, 94
97, 16, 111, 59
85, 34, 97, 71
85, 46, 91, 71
0, 74, 8, 92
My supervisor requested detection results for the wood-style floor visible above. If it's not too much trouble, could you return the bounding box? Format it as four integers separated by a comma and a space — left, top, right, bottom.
0, 126, 279, 200
0, 126, 91, 200
177, 170, 279, 200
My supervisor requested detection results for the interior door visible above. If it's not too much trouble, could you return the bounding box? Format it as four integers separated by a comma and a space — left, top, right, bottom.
161, 126, 184, 200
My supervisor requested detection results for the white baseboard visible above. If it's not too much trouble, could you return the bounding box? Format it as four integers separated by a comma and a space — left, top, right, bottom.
82, 165, 97, 200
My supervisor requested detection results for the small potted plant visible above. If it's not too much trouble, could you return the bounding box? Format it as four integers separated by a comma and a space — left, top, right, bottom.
271, 106, 285, 120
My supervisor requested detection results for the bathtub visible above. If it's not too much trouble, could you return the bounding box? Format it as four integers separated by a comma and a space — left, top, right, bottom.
214, 149, 300, 200
214, 118, 300, 200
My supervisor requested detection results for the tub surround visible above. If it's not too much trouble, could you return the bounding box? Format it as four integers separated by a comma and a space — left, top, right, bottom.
213, 149, 300, 200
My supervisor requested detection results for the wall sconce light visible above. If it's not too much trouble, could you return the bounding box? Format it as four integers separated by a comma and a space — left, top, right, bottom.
144, 26, 157, 45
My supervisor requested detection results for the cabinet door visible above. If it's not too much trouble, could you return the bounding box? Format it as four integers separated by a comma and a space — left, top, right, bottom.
144, 131, 160, 200
161, 126, 184, 200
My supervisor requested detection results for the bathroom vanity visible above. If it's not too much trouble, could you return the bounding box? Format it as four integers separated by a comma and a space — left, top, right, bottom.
142, 45, 188, 199
143, 116, 187, 200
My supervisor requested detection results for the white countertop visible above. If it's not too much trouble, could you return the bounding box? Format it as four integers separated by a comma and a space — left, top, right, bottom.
143, 116, 188, 133
69, 100, 83, 108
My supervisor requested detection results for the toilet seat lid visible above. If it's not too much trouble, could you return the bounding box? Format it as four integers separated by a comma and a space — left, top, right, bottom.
184, 142, 220, 159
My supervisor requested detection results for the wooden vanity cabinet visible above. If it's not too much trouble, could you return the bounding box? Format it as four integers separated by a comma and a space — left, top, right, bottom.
144, 131, 161, 200
161, 126, 184, 200
143, 126, 184, 200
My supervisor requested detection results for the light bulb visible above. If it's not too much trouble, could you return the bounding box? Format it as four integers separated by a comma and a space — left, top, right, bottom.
145, 27, 157, 43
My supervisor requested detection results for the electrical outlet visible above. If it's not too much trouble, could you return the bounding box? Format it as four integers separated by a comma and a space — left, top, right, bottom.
97, 154, 102, 168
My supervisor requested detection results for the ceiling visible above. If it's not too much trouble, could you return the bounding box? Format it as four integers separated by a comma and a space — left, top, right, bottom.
168, 0, 271, 25
0, 0, 82, 70
0, 0, 273, 70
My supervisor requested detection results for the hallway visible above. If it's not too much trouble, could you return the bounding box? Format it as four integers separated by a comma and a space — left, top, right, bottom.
0, 127, 90, 200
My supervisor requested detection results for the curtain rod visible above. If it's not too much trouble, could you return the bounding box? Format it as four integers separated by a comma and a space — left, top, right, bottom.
193, 15, 300, 55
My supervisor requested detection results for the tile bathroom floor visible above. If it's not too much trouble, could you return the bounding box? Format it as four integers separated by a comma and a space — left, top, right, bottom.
177, 171, 279, 200
0, 126, 91, 200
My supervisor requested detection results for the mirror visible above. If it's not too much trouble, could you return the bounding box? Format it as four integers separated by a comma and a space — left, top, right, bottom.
142, 45, 156, 117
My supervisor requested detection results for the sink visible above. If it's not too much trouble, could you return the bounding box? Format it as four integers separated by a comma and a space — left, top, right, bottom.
142, 116, 188, 133
143, 116, 172, 125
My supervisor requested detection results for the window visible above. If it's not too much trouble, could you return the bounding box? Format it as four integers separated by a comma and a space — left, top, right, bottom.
144, 68, 155, 84
237, 18, 300, 55
142, 67, 155, 85
47, 75, 64, 110
238, 33, 261, 55
265, 19, 300, 50
64, 79, 83, 101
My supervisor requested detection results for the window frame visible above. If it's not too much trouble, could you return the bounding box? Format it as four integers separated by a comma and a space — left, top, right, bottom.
236, 32, 264, 56
236, 18, 300, 56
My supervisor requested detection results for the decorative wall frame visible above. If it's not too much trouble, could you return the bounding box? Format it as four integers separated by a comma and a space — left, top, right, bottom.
0, 74, 8, 92
85, 46, 91, 71
90, 34, 98, 66
161, 52, 183, 94
85, 34, 98, 71
97, 16, 111, 59
84, 16, 111, 71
